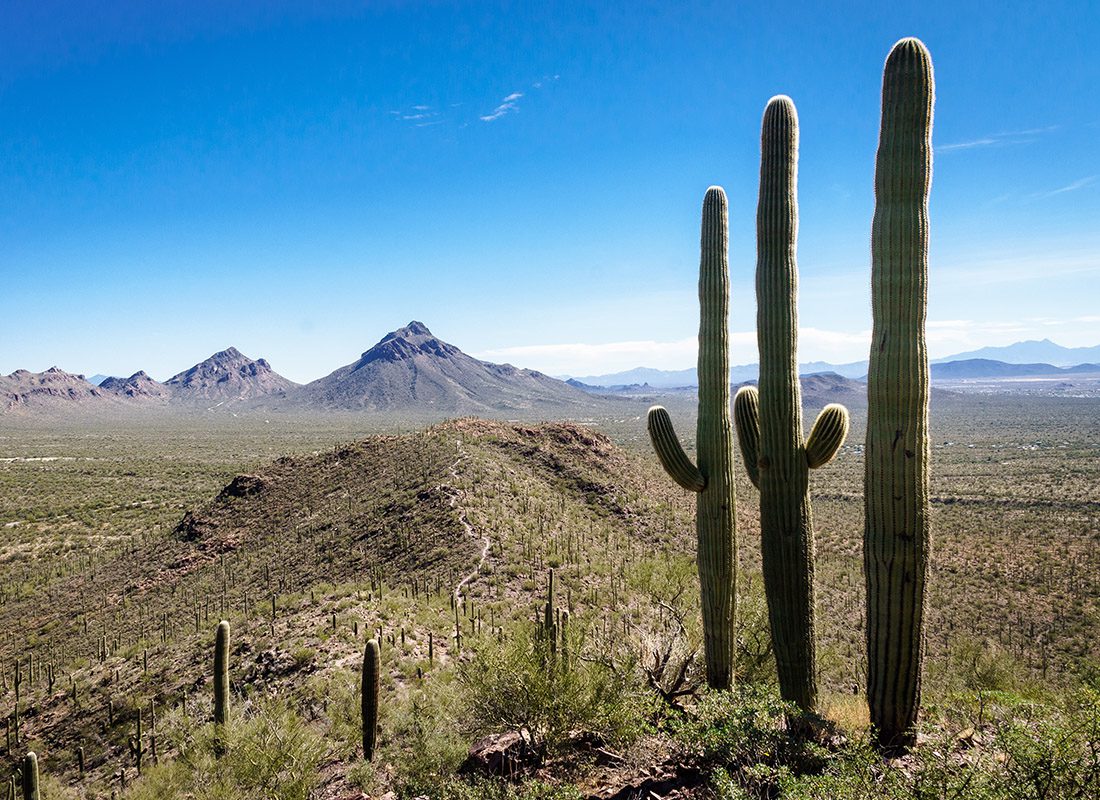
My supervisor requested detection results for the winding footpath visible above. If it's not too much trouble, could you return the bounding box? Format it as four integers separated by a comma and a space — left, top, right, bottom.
446, 441, 492, 605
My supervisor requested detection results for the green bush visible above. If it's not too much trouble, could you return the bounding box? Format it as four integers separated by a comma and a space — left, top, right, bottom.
674, 684, 829, 796
384, 680, 469, 797
125, 698, 326, 800
458, 622, 640, 753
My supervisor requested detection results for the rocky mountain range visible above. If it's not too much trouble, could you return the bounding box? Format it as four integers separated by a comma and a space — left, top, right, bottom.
1, 323, 602, 417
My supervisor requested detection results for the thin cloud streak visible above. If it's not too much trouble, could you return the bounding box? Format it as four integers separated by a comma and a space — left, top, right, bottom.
480, 91, 524, 122
1031, 175, 1097, 198
936, 124, 1059, 154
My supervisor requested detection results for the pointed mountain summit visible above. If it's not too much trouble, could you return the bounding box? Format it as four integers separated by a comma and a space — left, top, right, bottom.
166, 347, 298, 404
301, 321, 602, 413
99, 371, 171, 400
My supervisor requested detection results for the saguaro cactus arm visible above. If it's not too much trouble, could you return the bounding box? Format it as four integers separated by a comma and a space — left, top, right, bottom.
647, 406, 705, 492
732, 386, 760, 489
806, 404, 850, 468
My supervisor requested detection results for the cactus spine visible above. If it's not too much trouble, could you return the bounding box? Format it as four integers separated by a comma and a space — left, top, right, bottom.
864, 37, 934, 752
21, 751, 38, 800
362, 638, 380, 761
733, 96, 849, 713
648, 186, 736, 689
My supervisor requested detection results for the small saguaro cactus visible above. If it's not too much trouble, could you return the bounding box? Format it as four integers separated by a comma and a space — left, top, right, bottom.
648, 186, 737, 690
362, 638, 380, 761
22, 751, 38, 800
864, 37, 935, 753
214, 620, 230, 725
733, 96, 850, 713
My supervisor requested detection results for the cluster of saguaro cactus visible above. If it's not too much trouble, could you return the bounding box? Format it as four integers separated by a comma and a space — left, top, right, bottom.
648, 186, 737, 690
652, 38, 932, 750
733, 96, 850, 713
362, 638, 380, 762
864, 37, 935, 752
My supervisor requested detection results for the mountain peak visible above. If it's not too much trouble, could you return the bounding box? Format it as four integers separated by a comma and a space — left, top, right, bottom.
209, 346, 244, 362
399, 321, 432, 337
166, 347, 297, 402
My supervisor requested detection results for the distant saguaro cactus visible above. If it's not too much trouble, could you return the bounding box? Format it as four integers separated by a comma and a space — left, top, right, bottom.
864, 37, 935, 752
22, 751, 38, 800
214, 620, 230, 725
362, 639, 380, 761
648, 186, 737, 689
734, 96, 849, 713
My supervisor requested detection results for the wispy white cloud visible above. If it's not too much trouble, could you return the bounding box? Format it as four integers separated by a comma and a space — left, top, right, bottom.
937, 137, 999, 153
390, 105, 442, 124
936, 124, 1059, 154
480, 92, 524, 122
1031, 175, 1097, 199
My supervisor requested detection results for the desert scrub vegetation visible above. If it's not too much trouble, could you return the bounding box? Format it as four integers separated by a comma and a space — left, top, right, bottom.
0, 402, 1098, 796
684, 679, 1100, 799
123, 698, 325, 800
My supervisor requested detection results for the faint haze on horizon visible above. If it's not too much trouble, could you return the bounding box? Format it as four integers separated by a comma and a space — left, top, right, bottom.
1, 1, 1098, 384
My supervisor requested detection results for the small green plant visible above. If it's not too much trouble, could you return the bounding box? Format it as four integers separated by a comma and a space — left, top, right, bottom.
124, 698, 325, 800
459, 621, 638, 754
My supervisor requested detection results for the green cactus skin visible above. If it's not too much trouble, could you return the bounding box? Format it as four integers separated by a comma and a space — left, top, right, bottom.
362, 638, 380, 762
732, 96, 850, 713
213, 620, 230, 726
864, 37, 934, 753
648, 186, 737, 690
21, 751, 38, 800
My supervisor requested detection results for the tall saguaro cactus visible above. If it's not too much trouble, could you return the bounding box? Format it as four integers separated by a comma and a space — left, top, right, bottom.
734, 96, 850, 713
864, 37, 934, 752
648, 186, 737, 689
22, 751, 39, 800
214, 620, 230, 725
362, 638, 380, 761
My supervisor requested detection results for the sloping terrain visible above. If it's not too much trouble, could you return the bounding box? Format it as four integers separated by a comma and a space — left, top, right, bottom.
0, 419, 670, 797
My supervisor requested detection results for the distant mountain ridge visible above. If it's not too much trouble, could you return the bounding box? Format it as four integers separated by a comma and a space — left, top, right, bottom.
569, 339, 1100, 388
0, 367, 118, 412
932, 339, 1100, 367
3, 323, 605, 417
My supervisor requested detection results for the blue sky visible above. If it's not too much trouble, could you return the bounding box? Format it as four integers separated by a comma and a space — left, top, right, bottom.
2, 0, 1098, 382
